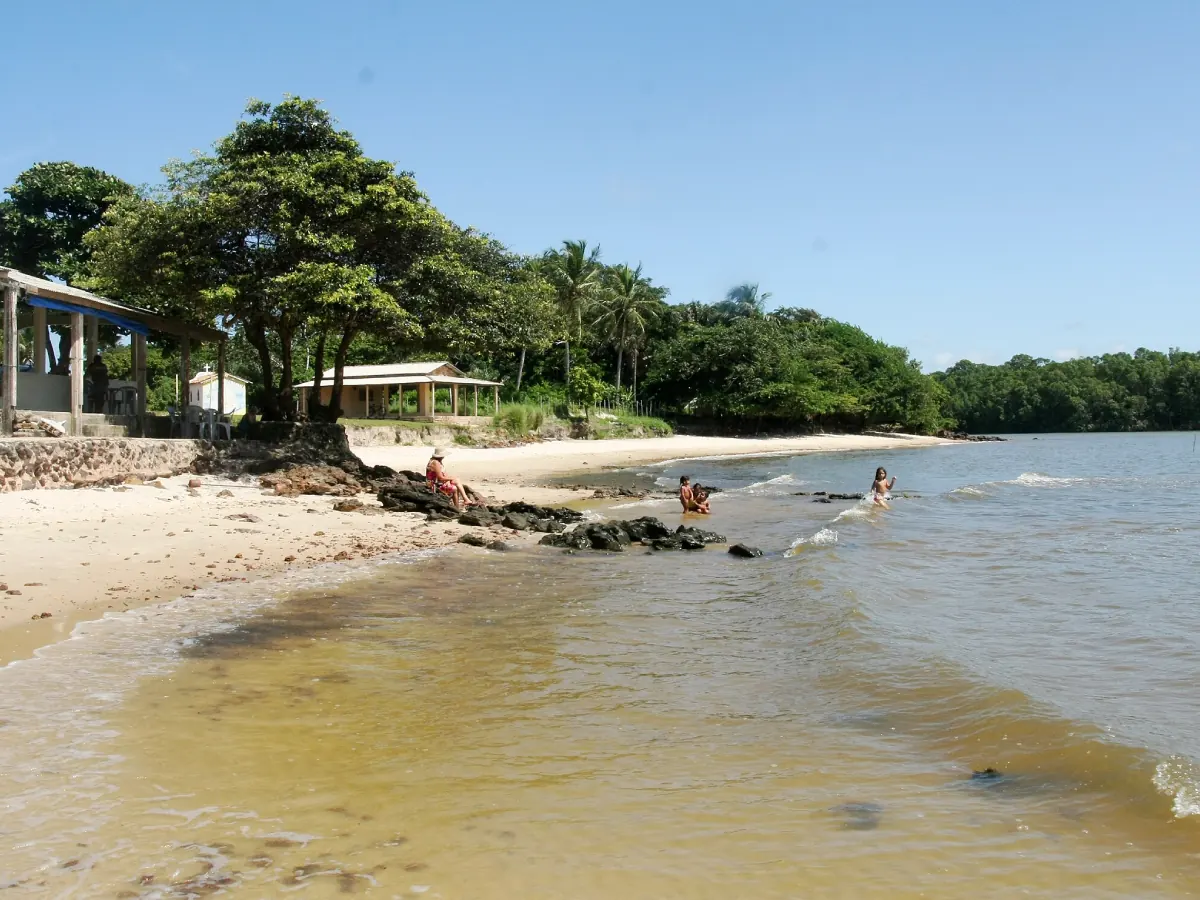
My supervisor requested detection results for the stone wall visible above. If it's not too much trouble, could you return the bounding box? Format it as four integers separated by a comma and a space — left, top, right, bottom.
0, 438, 211, 491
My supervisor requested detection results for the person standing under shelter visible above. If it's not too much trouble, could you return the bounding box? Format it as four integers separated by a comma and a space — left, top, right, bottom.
86, 354, 109, 413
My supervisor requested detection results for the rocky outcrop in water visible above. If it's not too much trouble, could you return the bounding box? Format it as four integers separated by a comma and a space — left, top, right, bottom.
539, 517, 728, 553
728, 543, 764, 558
938, 430, 1006, 442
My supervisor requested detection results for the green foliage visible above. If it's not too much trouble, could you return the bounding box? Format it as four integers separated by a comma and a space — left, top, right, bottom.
567, 365, 606, 415
642, 312, 945, 433
936, 350, 1200, 432
0, 161, 134, 282
494, 403, 546, 435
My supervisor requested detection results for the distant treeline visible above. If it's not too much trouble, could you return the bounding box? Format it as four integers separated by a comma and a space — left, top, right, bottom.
935, 351, 1200, 433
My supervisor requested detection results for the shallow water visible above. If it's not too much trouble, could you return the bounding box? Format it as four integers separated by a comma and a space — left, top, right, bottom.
2, 433, 1199, 897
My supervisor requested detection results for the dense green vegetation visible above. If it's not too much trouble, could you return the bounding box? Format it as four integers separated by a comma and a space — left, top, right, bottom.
4, 95, 1192, 435
936, 352, 1200, 433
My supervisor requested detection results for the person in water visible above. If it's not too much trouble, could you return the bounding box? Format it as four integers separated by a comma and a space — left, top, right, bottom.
427, 448, 471, 509
872, 467, 897, 506
679, 475, 711, 514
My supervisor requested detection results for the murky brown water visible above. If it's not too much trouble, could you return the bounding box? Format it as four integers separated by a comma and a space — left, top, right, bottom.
3, 435, 1200, 897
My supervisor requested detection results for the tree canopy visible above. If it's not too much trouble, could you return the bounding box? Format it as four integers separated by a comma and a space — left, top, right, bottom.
8, 93, 1193, 435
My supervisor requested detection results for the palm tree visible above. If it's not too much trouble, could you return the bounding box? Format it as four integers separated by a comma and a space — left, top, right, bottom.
544, 239, 603, 398
593, 263, 663, 393
715, 282, 772, 320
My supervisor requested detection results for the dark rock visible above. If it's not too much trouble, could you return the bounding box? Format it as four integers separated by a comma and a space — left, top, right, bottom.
458, 510, 500, 528
531, 517, 565, 534
539, 529, 591, 550
584, 523, 630, 552
492, 500, 585, 525
813, 497, 833, 503
501, 512, 532, 531
378, 484, 458, 517
675, 525, 726, 544
333, 499, 363, 512
971, 768, 1003, 781
827, 492, 865, 501
937, 430, 1006, 442
650, 536, 683, 551
618, 516, 673, 543
486, 540, 514, 552
829, 802, 883, 830
728, 543, 763, 558
458, 533, 489, 547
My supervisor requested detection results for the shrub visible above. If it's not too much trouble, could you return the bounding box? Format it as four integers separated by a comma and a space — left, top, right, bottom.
494, 403, 545, 435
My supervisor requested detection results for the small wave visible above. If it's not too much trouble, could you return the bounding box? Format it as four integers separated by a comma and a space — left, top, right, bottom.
1154, 757, 1200, 817
1004, 472, 1087, 487
834, 499, 875, 522
739, 473, 804, 495
949, 485, 989, 499
785, 528, 839, 556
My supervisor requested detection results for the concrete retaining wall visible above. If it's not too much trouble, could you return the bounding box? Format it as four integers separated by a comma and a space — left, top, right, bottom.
0, 438, 211, 491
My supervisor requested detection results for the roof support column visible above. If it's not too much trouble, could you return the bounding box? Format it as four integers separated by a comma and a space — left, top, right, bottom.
2, 284, 17, 436
33, 307, 46, 375
180, 336, 190, 436
217, 340, 226, 421
69, 312, 83, 436
85, 315, 98, 368
473, 385, 478, 417
134, 333, 147, 437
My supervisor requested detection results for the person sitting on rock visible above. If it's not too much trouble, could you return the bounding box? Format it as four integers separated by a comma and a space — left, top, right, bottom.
679, 475, 710, 514
427, 448, 470, 509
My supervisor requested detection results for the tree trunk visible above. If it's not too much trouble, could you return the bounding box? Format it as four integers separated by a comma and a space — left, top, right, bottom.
564, 340, 571, 405
615, 323, 625, 393
516, 347, 526, 392
278, 324, 295, 421
632, 351, 637, 401
308, 329, 327, 418
326, 326, 357, 421
246, 323, 277, 420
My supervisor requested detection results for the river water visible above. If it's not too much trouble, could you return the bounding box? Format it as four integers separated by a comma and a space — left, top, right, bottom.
2, 433, 1199, 897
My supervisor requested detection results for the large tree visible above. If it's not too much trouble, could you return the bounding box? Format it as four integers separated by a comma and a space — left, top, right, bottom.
0, 161, 134, 282
543, 239, 603, 398
592, 263, 666, 392
89, 97, 450, 420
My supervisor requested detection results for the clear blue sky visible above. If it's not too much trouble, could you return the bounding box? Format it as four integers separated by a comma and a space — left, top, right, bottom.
3, 1, 1197, 370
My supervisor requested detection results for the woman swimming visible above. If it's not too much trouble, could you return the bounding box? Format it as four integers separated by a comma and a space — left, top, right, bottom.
871, 467, 896, 507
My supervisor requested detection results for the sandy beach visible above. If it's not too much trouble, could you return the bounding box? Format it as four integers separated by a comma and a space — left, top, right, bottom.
0, 432, 946, 664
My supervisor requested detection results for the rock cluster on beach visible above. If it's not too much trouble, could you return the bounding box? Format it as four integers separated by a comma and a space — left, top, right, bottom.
539, 517, 727, 552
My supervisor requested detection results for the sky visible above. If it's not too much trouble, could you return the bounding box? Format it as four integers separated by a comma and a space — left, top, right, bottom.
2, 0, 1198, 371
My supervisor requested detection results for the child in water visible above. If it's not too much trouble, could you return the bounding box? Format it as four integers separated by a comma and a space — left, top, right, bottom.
679, 475, 711, 514
872, 467, 896, 507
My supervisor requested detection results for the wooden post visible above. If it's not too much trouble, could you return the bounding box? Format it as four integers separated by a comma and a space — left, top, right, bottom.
451, 385, 458, 417
493, 386, 499, 415
473, 385, 478, 417
33, 307, 46, 375
134, 334, 147, 437
217, 340, 226, 420
365, 385, 371, 418
69, 312, 83, 435
179, 336, 190, 436
2, 285, 17, 435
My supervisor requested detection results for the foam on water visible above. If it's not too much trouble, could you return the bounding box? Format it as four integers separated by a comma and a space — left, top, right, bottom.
785, 527, 839, 555
1005, 472, 1089, 487
1154, 756, 1200, 817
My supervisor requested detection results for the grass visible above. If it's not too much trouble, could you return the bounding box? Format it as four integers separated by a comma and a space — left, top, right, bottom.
493, 403, 546, 436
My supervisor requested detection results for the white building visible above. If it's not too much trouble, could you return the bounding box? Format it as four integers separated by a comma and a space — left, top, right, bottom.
189, 371, 248, 415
